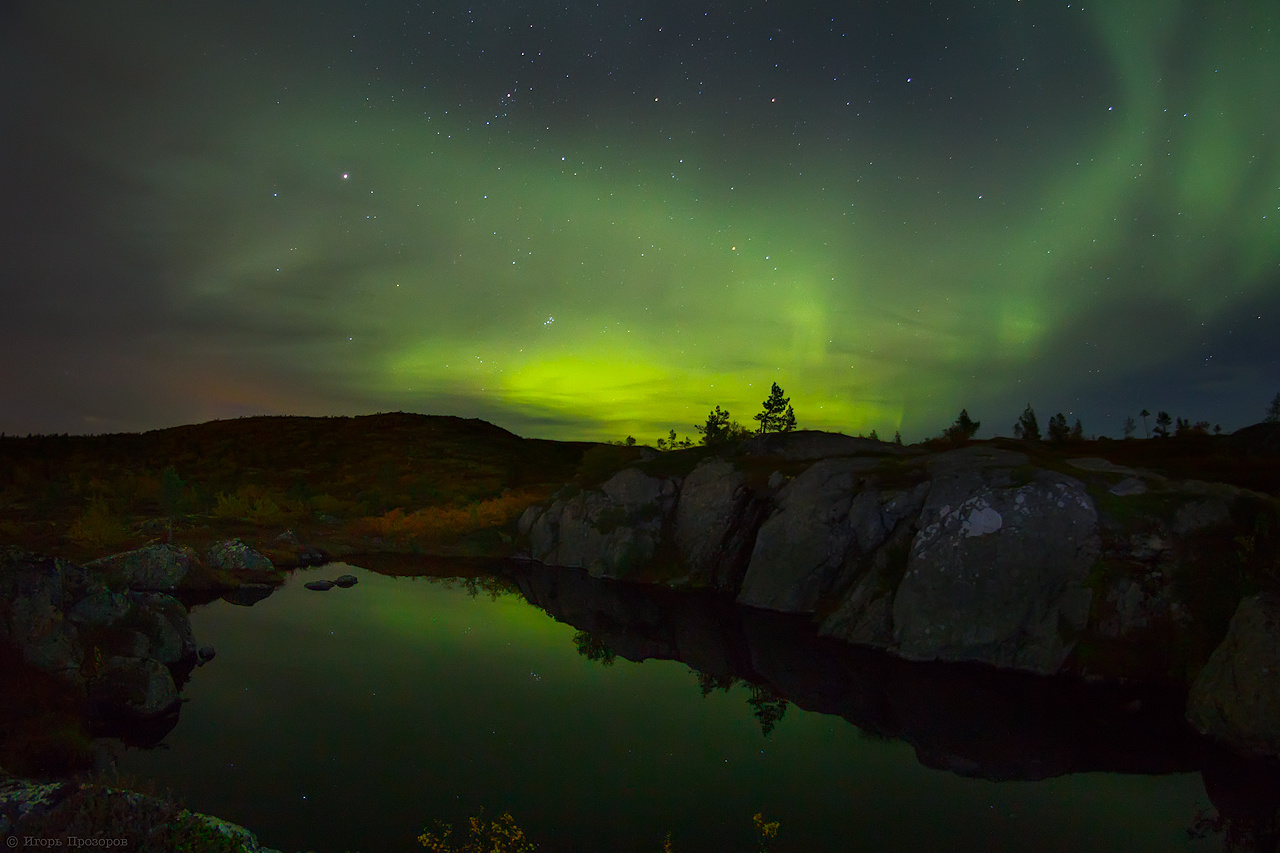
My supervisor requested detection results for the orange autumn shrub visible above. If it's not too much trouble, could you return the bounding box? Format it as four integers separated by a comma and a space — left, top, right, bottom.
354, 489, 539, 544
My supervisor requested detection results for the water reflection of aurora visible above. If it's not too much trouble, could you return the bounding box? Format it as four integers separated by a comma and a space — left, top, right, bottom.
113, 564, 1266, 853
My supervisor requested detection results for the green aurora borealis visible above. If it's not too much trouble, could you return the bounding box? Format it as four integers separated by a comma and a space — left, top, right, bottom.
3, 1, 1278, 440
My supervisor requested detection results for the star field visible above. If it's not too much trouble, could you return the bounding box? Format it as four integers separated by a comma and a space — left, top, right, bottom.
2, 1, 1278, 440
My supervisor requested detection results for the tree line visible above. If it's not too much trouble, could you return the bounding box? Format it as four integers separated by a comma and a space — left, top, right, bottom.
635, 388, 1280, 451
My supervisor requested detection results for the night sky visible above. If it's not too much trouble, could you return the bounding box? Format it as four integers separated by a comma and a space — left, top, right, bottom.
3, 1, 1278, 442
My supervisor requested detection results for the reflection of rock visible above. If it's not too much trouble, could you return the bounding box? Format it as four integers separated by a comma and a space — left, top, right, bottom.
333, 574, 358, 588
220, 583, 276, 607
1187, 594, 1280, 758
508, 558, 1280, 841
305, 580, 335, 591
508, 561, 1212, 780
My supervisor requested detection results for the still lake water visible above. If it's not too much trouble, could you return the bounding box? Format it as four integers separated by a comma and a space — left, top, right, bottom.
118, 564, 1224, 853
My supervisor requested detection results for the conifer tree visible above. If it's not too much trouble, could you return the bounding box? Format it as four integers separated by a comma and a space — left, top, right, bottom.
943, 409, 980, 441
754, 383, 796, 433
1153, 411, 1172, 438
1014, 404, 1041, 441
1047, 413, 1070, 443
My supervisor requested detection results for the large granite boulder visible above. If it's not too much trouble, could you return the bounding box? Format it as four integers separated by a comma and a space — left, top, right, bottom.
87, 656, 180, 720
672, 458, 765, 590
66, 591, 195, 665
1186, 594, 1280, 758
206, 539, 281, 584
1, 548, 200, 721
86, 543, 193, 591
0, 551, 96, 682
890, 467, 1099, 674
0, 773, 285, 852
525, 469, 678, 579
736, 457, 883, 612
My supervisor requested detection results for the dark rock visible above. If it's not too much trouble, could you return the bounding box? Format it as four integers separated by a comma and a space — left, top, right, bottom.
196, 645, 216, 665
298, 547, 329, 567
1109, 477, 1148, 496
126, 593, 197, 665
527, 468, 677, 579
88, 656, 179, 720
1187, 593, 1280, 758
737, 457, 882, 612
86, 543, 194, 591
673, 458, 764, 591
891, 467, 1098, 674
1, 551, 95, 683
206, 539, 279, 583
332, 574, 358, 588
1, 548, 202, 720
0, 775, 286, 852
1095, 575, 1188, 639
305, 580, 336, 591
67, 591, 195, 666
274, 529, 301, 546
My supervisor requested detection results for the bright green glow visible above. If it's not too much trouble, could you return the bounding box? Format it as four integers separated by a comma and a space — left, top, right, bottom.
39, 4, 1280, 440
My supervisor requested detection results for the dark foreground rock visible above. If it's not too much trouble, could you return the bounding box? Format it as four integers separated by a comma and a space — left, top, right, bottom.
1187, 593, 1280, 758
206, 538, 282, 584
0, 771, 284, 852
85, 543, 193, 592
0, 548, 200, 728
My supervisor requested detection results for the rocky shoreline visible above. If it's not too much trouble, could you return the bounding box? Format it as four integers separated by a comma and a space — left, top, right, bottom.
516, 431, 1280, 760
0, 538, 322, 850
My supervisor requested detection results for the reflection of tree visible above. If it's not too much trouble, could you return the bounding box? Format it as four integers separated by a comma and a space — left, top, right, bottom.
572, 630, 617, 666
746, 684, 788, 738
1188, 806, 1280, 852
690, 669, 738, 697
428, 576, 517, 601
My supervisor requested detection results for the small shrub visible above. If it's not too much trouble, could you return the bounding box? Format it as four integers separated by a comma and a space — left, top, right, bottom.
353, 490, 542, 544
419, 809, 536, 853
67, 499, 129, 550
211, 490, 252, 520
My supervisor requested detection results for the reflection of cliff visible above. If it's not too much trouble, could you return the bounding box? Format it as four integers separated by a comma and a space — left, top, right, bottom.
507, 559, 1279, 845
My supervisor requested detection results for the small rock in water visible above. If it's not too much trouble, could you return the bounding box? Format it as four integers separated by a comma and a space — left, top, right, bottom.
305, 580, 336, 591
333, 574, 358, 588
196, 645, 217, 665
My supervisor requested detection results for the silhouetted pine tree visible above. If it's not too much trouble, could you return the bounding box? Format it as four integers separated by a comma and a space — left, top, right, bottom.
1014, 405, 1041, 441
